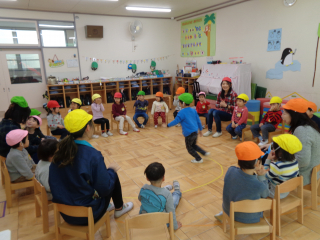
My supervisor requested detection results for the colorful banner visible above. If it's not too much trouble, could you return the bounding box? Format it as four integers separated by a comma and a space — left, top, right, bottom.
181, 13, 216, 57
82, 54, 174, 64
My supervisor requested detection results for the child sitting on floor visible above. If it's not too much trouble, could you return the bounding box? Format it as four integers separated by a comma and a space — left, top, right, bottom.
222, 141, 269, 223
173, 87, 185, 127
35, 138, 58, 200
6, 129, 36, 183
139, 162, 182, 230
46, 100, 69, 140
226, 94, 249, 140
68, 98, 82, 113
168, 93, 210, 163
91, 94, 113, 138
133, 91, 149, 128
250, 96, 282, 146
151, 92, 169, 128
196, 92, 210, 129
112, 92, 140, 135
306, 101, 320, 129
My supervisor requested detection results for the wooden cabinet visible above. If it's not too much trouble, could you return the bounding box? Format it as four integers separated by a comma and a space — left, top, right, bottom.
175, 77, 198, 95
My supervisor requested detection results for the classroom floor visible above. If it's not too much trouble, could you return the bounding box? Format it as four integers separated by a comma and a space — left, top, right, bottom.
1, 109, 320, 240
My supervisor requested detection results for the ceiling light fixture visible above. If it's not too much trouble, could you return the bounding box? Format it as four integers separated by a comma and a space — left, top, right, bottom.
39, 24, 74, 28
0, 0, 17, 1
126, 6, 171, 12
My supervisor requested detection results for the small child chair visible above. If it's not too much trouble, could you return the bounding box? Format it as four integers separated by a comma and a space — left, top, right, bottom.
239, 113, 255, 141
46, 125, 61, 140
110, 111, 130, 131
0, 156, 5, 185
88, 111, 101, 133
303, 163, 320, 210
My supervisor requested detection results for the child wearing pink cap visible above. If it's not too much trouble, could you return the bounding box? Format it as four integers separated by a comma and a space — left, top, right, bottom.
196, 92, 210, 128
6, 129, 36, 183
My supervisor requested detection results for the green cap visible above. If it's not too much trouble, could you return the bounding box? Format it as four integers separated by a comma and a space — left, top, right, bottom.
178, 93, 194, 105
11, 96, 28, 108
132, 64, 137, 70
151, 61, 156, 67
137, 91, 145, 96
30, 109, 41, 116
91, 61, 98, 70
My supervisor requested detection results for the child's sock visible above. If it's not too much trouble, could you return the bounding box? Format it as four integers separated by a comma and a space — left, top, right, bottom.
164, 185, 173, 191
102, 130, 105, 133
258, 136, 263, 141
173, 180, 180, 191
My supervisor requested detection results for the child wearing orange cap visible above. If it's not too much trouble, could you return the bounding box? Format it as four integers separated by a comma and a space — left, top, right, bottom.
173, 87, 185, 127
222, 142, 269, 223
306, 101, 320, 129
151, 92, 169, 128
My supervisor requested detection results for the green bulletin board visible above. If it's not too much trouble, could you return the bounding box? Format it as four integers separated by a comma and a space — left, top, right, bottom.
181, 13, 216, 57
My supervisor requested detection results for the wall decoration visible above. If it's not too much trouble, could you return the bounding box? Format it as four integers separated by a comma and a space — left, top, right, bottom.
48, 54, 64, 68
312, 23, 320, 87
267, 28, 282, 52
67, 59, 79, 68
266, 48, 300, 79
181, 13, 216, 57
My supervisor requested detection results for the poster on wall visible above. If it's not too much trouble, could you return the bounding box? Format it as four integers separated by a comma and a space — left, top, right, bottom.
181, 13, 216, 57
267, 28, 282, 52
48, 54, 64, 68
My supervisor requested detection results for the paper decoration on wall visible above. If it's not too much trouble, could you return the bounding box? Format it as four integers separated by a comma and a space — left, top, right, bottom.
266, 48, 300, 79
48, 54, 64, 68
181, 13, 216, 57
67, 59, 79, 68
268, 28, 282, 52
312, 23, 320, 87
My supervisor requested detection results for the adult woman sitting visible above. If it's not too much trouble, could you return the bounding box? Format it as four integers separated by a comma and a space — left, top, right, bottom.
0, 96, 30, 157
203, 77, 238, 138
49, 109, 133, 225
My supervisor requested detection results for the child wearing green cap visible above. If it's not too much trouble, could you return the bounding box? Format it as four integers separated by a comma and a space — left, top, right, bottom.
168, 93, 210, 163
133, 91, 149, 128
30, 109, 41, 117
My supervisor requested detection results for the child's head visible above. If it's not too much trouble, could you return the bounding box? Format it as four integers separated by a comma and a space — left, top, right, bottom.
92, 94, 102, 104
272, 134, 302, 162
30, 108, 41, 117
199, 92, 206, 102
46, 100, 60, 115
26, 116, 42, 129
6, 129, 29, 149
5, 96, 31, 124
114, 92, 123, 104
269, 96, 282, 111
137, 91, 145, 101
156, 92, 164, 102
236, 94, 249, 107
178, 93, 193, 107
176, 87, 185, 96
38, 139, 58, 162
306, 101, 317, 118
144, 162, 165, 184
235, 142, 264, 170
70, 98, 82, 110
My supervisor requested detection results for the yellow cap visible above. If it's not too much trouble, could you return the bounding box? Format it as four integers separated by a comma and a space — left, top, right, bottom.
92, 94, 102, 101
270, 96, 282, 104
71, 98, 82, 106
273, 134, 302, 154
65, 109, 93, 133
237, 93, 249, 102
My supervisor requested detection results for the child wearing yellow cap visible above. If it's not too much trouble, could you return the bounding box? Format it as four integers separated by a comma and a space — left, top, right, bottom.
226, 93, 249, 140
68, 98, 82, 113
91, 94, 112, 138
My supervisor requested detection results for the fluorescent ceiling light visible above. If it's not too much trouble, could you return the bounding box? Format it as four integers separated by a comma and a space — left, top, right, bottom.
126, 6, 171, 12
39, 24, 74, 28
0, 0, 17, 1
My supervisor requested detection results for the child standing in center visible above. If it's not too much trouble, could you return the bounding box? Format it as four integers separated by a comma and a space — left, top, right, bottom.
151, 92, 169, 128
46, 100, 69, 140
91, 94, 112, 138
226, 94, 249, 140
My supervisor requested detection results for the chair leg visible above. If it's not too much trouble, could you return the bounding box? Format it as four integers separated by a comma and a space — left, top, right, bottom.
35, 200, 41, 218
105, 215, 111, 238
5, 186, 12, 208
1, 171, 4, 186
297, 203, 303, 224
42, 205, 49, 233
222, 212, 227, 233
276, 210, 281, 236
230, 226, 235, 240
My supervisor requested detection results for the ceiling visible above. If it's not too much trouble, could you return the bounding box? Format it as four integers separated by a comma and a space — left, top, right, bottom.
0, 0, 252, 20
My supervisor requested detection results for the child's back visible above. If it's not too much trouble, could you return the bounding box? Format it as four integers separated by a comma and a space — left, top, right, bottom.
35, 160, 52, 200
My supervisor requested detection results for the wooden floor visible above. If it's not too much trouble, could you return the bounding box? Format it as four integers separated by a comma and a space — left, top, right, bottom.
1, 109, 320, 240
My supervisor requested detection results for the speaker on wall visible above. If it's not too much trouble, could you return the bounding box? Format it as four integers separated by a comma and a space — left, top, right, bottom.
85, 25, 103, 38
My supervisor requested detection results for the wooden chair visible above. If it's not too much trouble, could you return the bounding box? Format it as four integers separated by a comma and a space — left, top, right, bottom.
255, 120, 285, 144
46, 125, 61, 140
149, 112, 169, 127
304, 163, 320, 210
275, 176, 303, 236
125, 212, 174, 240
53, 203, 111, 240
88, 111, 101, 133
222, 199, 276, 240
1, 163, 34, 208
110, 111, 130, 131
0, 156, 5, 186
229, 113, 255, 141
34, 178, 53, 233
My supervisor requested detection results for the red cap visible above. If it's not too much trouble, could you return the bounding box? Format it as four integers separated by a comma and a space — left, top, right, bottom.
222, 77, 232, 83
114, 92, 122, 98
47, 100, 60, 108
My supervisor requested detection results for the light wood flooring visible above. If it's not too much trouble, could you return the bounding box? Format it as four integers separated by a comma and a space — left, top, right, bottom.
1, 109, 320, 240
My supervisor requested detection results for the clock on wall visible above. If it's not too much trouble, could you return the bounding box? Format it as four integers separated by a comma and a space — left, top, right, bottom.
283, 0, 297, 7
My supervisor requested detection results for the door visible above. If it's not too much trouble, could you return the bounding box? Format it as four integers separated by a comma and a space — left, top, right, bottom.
0, 62, 10, 112
0, 49, 47, 109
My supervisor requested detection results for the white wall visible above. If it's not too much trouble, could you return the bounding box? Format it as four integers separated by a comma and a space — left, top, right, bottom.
75, 14, 180, 79
177, 0, 320, 108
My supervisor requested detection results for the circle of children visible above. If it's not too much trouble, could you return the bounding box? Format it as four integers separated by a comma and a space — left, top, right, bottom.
1, 76, 320, 232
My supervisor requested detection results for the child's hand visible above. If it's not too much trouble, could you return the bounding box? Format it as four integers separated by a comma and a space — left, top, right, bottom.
108, 162, 121, 172
255, 160, 269, 176
41, 138, 45, 141
232, 122, 236, 128
260, 143, 271, 151
57, 125, 64, 129
199, 131, 203, 137
220, 101, 227, 107
259, 123, 263, 127
235, 124, 238, 127
267, 151, 276, 161
177, 221, 182, 229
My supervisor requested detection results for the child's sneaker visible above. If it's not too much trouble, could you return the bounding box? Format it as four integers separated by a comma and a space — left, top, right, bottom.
92, 135, 99, 139
191, 159, 203, 163
120, 130, 128, 135
107, 203, 115, 211
133, 128, 140, 132
164, 185, 173, 191
203, 130, 212, 137
202, 125, 206, 129
258, 139, 268, 146
154, 125, 158, 128
101, 132, 108, 138
107, 131, 113, 136
204, 152, 210, 156
212, 132, 222, 138
176, 123, 181, 127
114, 202, 134, 218
173, 180, 180, 191
239, 137, 242, 141
232, 135, 237, 140
141, 124, 145, 128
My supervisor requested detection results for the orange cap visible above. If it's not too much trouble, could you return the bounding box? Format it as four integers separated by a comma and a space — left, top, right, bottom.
282, 98, 308, 113
307, 101, 317, 112
156, 92, 163, 98
176, 87, 185, 95
235, 141, 264, 161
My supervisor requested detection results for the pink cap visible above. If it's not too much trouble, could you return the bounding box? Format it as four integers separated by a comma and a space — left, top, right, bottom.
199, 92, 206, 97
31, 115, 42, 126
6, 129, 28, 146
222, 77, 232, 83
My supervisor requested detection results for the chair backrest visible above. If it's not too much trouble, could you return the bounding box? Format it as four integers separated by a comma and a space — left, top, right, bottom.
231, 199, 274, 213
247, 113, 255, 124
1, 161, 10, 181
54, 203, 91, 218
34, 178, 48, 202
88, 110, 93, 115
276, 176, 303, 194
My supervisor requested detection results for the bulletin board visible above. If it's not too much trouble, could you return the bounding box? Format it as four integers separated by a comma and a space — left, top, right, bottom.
180, 13, 216, 57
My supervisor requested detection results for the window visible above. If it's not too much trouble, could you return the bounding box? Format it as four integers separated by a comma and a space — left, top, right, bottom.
39, 21, 76, 47
0, 20, 38, 45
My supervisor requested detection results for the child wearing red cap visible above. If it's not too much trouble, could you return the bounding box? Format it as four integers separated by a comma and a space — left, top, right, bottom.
46, 100, 69, 140
306, 101, 320, 129
151, 92, 169, 128
112, 92, 140, 135
5, 129, 36, 183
